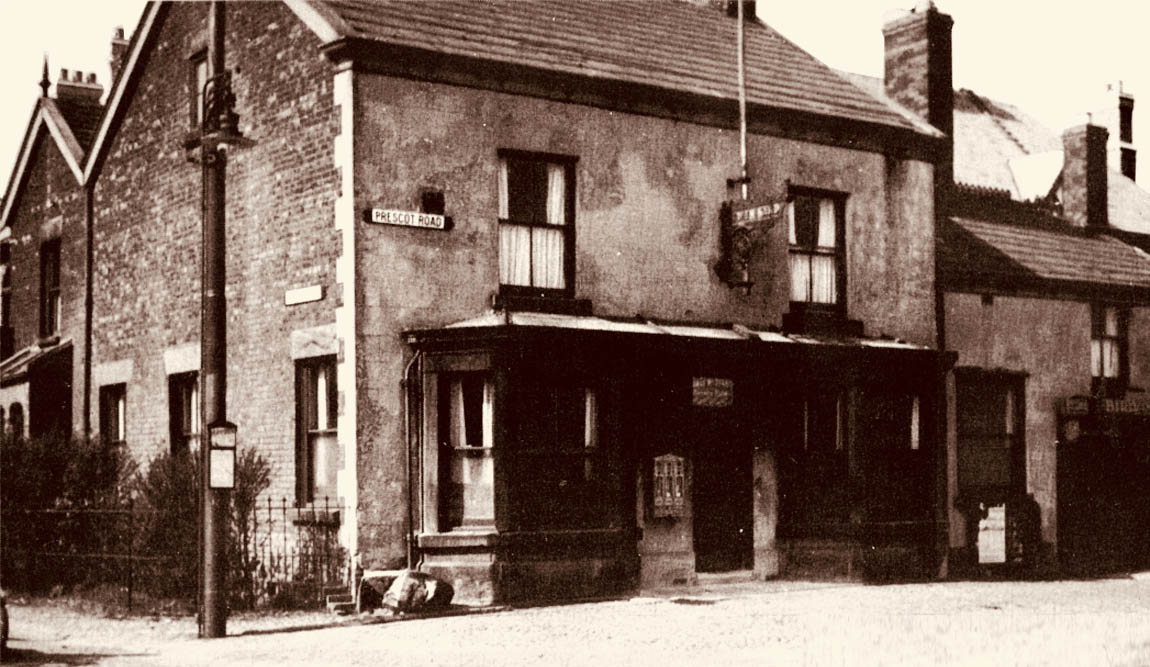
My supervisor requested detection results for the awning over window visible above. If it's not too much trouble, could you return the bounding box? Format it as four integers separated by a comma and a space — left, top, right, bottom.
405, 310, 937, 357
0, 338, 72, 388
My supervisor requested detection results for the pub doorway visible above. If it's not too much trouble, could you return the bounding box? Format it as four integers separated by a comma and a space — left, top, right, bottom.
691, 405, 753, 573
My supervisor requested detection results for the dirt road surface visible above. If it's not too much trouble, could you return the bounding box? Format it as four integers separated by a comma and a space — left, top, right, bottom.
7, 577, 1150, 666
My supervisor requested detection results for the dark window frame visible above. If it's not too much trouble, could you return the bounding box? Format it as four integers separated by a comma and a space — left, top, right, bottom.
39, 238, 61, 338
189, 50, 208, 128
1, 241, 12, 358
99, 383, 127, 450
168, 371, 199, 455
497, 149, 578, 300
787, 185, 847, 318
954, 367, 1026, 498
1091, 304, 1129, 398
295, 356, 338, 506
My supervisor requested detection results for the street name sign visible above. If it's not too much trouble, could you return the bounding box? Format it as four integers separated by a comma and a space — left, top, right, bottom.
367, 208, 447, 230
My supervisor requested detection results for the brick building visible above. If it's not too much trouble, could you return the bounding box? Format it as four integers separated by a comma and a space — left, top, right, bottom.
1, 1, 953, 604
853, 2, 1150, 575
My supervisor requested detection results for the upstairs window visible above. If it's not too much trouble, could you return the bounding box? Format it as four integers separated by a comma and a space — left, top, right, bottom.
498, 152, 575, 295
39, 238, 61, 338
1091, 305, 1128, 397
190, 51, 208, 127
1, 241, 11, 359
99, 383, 127, 450
168, 372, 199, 455
788, 192, 843, 307
296, 357, 338, 505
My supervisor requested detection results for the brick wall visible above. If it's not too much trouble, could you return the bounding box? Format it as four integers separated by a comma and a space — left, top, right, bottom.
4, 127, 87, 433
90, 3, 340, 504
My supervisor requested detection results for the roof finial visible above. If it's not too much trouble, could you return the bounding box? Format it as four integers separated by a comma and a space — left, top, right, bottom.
39, 54, 50, 97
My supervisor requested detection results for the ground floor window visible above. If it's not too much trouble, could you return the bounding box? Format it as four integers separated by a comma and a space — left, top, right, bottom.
296, 357, 338, 505
505, 378, 610, 531
168, 372, 199, 455
438, 372, 494, 530
99, 383, 126, 449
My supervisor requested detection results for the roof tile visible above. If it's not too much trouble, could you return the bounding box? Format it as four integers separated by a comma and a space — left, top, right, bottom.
318, 0, 923, 132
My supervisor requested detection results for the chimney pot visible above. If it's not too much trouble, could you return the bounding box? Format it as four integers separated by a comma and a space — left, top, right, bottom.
73, 70, 83, 82
60, 68, 69, 81
114, 26, 125, 40
86, 73, 97, 84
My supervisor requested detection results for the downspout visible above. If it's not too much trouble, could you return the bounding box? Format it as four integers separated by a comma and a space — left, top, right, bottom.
402, 350, 423, 570
82, 181, 94, 443
736, 0, 749, 202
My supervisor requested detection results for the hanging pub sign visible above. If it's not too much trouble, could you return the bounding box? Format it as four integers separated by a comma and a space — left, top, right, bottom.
692, 377, 734, 408
365, 208, 448, 230
717, 197, 788, 292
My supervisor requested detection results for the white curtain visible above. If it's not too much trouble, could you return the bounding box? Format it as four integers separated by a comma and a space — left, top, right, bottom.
500, 225, 531, 286
1091, 339, 1102, 377
1103, 340, 1120, 378
817, 198, 836, 248
546, 164, 566, 225
787, 202, 797, 244
532, 228, 565, 288
790, 252, 810, 302
811, 255, 836, 303
497, 158, 509, 219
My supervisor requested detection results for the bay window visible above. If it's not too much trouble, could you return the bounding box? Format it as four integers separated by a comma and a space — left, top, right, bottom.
498, 152, 575, 296
438, 373, 494, 530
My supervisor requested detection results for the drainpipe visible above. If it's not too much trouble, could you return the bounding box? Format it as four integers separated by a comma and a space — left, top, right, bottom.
402, 350, 423, 570
736, 0, 749, 202
82, 182, 94, 443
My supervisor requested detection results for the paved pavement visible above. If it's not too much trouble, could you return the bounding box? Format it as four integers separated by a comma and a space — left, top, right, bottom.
7, 577, 1150, 666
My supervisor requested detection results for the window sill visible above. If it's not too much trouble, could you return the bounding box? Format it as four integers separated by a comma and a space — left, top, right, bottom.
419, 530, 499, 549
37, 334, 61, 348
494, 292, 591, 316
782, 307, 862, 338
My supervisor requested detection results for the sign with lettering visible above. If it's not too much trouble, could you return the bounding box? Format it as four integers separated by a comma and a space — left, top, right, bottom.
1059, 395, 1150, 417
366, 208, 447, 230
692, 377, 734, 408
731, 199, 787, 227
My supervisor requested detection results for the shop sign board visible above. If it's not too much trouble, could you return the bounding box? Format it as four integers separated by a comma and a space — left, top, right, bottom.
692, 377, 734, 407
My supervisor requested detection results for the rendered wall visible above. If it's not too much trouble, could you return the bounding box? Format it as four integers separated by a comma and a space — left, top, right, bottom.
351, 72, 937, 569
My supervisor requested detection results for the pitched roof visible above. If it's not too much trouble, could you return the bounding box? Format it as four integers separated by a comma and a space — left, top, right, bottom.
308, 0, 928, 133
0, 97, 89, 228
55, 97, 105, 153
940, 216, 1150, 293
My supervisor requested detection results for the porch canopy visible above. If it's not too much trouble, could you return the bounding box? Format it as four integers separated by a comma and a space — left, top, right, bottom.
404, 310, 943, 369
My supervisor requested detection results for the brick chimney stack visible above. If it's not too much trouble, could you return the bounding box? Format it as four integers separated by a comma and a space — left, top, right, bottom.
1061, 123, 1109, 229
883, 1, 954, 189
55, 68, 103, 104
110, 26, 129, 83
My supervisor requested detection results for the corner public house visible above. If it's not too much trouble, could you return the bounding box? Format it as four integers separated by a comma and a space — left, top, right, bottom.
9, 0, 1149, 608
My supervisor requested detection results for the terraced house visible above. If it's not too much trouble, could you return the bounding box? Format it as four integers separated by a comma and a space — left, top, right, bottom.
856, 3, 1150, 576
1, 0, 958, 605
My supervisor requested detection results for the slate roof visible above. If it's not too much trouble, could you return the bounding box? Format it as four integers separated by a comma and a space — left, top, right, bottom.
55, 98, 105, 153
940, 217, 1150, 291
315, 0, 927, 133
